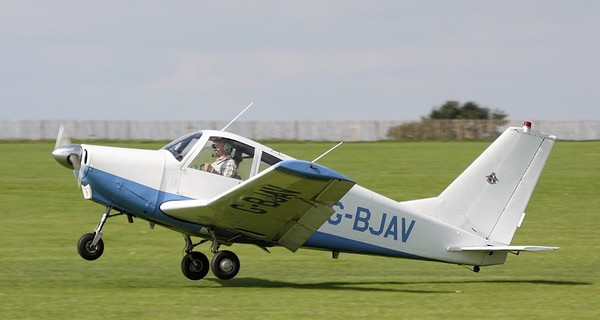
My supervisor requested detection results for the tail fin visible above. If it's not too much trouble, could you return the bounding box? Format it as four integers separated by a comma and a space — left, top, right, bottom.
403, 122, 556, 244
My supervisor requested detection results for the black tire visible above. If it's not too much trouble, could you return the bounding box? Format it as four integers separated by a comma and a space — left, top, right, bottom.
181, 252, 210, 280
77, 232, 104, 261
211, 250, 240, 280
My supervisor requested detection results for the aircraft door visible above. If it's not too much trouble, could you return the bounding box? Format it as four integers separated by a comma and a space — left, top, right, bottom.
178, 137, 256, 199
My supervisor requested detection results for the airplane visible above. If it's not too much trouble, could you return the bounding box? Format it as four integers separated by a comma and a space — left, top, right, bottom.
52, 116, 558, 281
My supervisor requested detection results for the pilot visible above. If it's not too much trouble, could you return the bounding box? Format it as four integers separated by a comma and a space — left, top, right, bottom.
202, 139, 238, 178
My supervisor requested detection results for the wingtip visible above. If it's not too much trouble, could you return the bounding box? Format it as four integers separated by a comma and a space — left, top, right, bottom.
276, 160, 355, 183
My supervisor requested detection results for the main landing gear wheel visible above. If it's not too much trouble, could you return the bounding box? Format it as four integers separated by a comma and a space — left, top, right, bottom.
211, 250, 240, 280
77, 232, 104, 260
181, 252, 210, 280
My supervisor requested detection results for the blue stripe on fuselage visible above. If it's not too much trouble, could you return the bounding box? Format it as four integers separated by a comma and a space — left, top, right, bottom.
304, 231, 432, 261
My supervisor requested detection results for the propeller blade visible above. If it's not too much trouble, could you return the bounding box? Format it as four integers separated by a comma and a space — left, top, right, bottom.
69, 153, 81, 172
71, 152, 86, 187
54, 124, 71, 150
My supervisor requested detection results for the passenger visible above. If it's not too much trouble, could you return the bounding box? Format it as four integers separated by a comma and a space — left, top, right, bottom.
202, 139, 238, 178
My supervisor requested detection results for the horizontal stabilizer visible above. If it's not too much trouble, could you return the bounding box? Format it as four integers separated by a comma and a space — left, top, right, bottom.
447, 245, 559, 252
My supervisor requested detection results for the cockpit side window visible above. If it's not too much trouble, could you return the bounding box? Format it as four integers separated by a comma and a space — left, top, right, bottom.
188, 137, 255, 180
162, 133, 202, 161
258, 151, 282, 173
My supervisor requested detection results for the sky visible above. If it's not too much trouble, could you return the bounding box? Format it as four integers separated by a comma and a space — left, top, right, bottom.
1, 1, 599, 122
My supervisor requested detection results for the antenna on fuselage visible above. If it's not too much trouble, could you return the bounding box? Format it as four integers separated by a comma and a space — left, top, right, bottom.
221, 102, 254, 132
312, 141, 344, 163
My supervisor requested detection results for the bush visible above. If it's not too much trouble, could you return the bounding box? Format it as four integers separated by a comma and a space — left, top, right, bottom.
388, 119, 508, 141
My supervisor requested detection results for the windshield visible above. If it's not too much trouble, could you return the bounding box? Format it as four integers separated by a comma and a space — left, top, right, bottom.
162, 132, 203, 161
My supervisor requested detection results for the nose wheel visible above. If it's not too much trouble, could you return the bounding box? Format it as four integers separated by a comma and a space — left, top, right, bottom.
77, 207, 115, 261
77, 232, 104, 260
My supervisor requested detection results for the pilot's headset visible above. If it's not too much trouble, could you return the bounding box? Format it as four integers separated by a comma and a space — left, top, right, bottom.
222, 141, 233, 153
213, 139, 233, 154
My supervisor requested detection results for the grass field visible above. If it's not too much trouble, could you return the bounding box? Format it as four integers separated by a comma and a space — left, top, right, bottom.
1, 139, 598, 319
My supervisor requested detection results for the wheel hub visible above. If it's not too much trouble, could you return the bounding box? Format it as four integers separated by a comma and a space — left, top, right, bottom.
85, 242, 98, 253
190, 261, 203, 272
219, 259, 234, 272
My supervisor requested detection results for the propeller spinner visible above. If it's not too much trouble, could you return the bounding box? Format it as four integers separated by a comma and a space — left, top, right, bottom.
52, 144, 83, 170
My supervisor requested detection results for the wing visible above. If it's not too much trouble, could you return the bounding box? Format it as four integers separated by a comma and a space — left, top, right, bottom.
160, 160, 356, 251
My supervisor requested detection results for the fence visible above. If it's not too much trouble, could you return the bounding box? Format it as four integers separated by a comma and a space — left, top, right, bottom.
1, 119, 599, 141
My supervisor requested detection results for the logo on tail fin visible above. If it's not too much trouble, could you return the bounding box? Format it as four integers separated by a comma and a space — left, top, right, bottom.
486, 172, 499, 185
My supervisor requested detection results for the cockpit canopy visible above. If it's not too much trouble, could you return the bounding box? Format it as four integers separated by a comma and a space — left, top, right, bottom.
162, 130, 289, 181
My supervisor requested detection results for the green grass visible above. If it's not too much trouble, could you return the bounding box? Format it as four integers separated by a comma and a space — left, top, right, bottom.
1, 140, 598, 319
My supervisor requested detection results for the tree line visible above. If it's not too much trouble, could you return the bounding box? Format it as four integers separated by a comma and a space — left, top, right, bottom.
388, 101, 509, 140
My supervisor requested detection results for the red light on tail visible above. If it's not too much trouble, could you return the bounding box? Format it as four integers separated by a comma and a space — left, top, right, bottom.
523, 121, 532, 133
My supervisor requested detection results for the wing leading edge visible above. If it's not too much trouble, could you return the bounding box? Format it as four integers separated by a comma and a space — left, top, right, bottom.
160, 160, 356, 251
